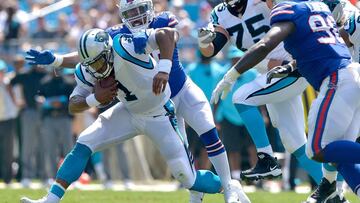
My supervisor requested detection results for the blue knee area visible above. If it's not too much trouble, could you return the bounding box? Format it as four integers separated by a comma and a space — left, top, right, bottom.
337, 163, 360, 193
91, 152, 103, 165
235, 104, 270, 148
56, 142, 92, 184
199, 128, 225, 157
190, 170, 222, 194
293, 145, 322, 184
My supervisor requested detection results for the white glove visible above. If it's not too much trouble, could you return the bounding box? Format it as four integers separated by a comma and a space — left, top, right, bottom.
198, 27, 216, 48
211, 68, 240, 104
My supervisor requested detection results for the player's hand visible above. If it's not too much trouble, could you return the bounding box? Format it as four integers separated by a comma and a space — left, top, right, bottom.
94, 80, 118, 104
25, 49, 55, 65
153, 72, 169, 95
132, 32, 149, 54
198, 27, 216, 48
266, 64, 293, 84
210, 78, 234, 104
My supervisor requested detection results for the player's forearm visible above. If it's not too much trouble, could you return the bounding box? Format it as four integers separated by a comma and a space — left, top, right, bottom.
233, 40, 272, 74
339, 28, 353, 48
60, 52, 80, 68
68, 95, 91, 114
155, 28, 178, 60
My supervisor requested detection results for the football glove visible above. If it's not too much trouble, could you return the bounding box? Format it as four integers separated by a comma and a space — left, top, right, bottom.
132, 31, 149, 54
25, 49, 63, 67
210, 68, 240, 104
266, 64, 294, 84
198, 27, 216, 48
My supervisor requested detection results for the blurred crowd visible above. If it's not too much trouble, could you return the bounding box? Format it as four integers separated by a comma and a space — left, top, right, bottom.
0, 0, 359, 191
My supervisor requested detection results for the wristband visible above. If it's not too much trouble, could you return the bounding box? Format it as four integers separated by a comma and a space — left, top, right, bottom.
51, 54, 64, 68
158, 59, 172, 74
86, 94, 101, 107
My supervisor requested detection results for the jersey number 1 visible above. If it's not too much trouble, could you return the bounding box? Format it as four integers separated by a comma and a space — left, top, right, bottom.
116, 81, 138, 101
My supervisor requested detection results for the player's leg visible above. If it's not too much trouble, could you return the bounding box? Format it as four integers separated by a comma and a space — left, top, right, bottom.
20, 103, 138, 203
232, 72, 308, 180
175, 79, 231, 187
266, 96, 322, 184
146, 101, 250, 203
306, 68, 360, 200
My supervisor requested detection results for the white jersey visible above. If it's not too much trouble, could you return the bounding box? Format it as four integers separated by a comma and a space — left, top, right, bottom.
344, 10, 360, 62
210, 0, 292, 72
71, 30, 171, 115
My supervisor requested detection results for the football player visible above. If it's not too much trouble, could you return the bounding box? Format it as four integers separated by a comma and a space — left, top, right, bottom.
198, 0, 323, 184
322, 0, 360, 63
20, 28, 250, 203
24, 1, 240, 201
212, 0, 360, 202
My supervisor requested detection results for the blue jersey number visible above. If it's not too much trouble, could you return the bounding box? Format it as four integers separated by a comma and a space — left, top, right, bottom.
308, 14, 344, 44
116, 81, 138, 101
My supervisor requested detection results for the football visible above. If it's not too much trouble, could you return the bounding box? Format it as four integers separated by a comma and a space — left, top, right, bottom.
99, 75, 116, 88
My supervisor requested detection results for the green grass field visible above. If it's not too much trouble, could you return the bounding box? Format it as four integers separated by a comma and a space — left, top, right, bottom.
1, 189, 359, 203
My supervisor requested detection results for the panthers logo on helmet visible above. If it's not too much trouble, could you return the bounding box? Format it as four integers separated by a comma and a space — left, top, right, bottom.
95, 32, 109, 43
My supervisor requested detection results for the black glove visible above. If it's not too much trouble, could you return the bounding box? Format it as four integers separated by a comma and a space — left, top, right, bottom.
266, 64, 294, 84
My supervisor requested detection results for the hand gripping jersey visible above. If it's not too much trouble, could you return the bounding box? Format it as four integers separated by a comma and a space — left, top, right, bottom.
106, 12, 186, 98
210, 0, 292, 72
344, 9, 360, 62
270, 1, 352, 90
72, 31, 171, 115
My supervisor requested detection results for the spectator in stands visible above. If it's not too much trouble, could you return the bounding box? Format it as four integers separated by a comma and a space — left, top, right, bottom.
10, 65, 46, 187
31, 16, 54, 39
0, 3, 26, 52
195, 1, 212, 28
0, 59, 18, 185
54, 13, 69, 38
36, 69, 74, 186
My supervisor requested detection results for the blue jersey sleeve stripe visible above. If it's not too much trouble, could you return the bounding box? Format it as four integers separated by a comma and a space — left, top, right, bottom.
270, 10, 294, 19
168, 19, 178, 27
112, 35, 154, 69
75, 64, 94, 87
271, 4, 293, 14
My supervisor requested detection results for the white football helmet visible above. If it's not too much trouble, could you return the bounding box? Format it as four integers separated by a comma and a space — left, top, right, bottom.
118, 0, 154, 33
77, 28, 114, 79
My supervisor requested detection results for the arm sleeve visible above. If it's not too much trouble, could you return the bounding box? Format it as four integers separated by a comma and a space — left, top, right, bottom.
69, 85, 92, 99
166, 12, 179, 28
211, 32, 228, 57
270, 2, 297, 25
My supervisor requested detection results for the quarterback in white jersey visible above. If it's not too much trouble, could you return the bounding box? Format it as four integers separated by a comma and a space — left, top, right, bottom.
198, 0, 326, 185
20, 28, 251, 203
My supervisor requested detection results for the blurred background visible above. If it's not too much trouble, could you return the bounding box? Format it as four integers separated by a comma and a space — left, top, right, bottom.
0, 0, 359, 193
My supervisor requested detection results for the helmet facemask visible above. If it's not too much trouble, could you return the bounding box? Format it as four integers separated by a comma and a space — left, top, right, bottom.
83, 49, 114, 80
78, 29, 114, 80
119, 1, 154, 33
225, 0, 247, 17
